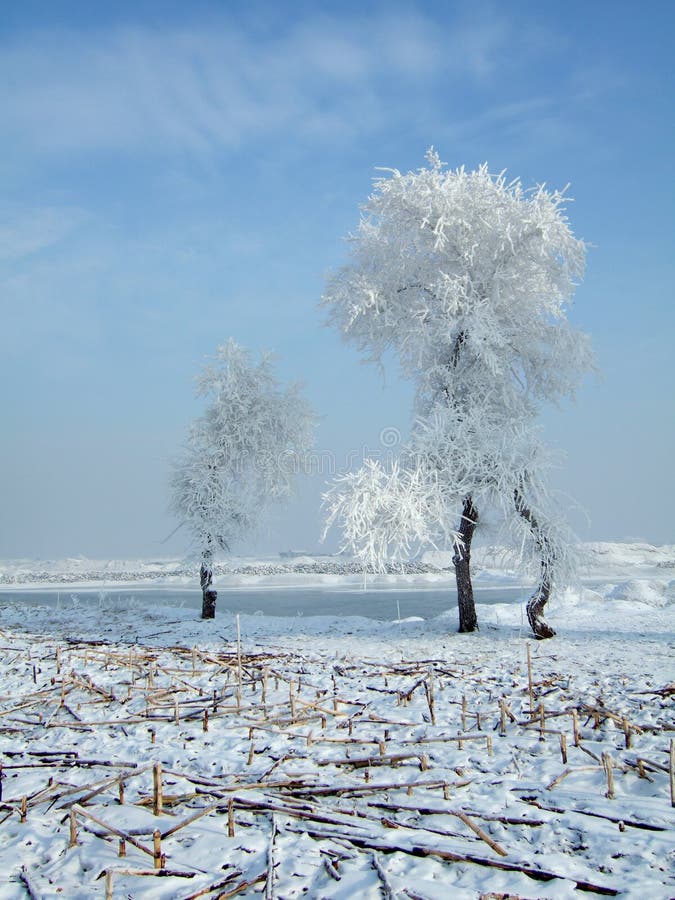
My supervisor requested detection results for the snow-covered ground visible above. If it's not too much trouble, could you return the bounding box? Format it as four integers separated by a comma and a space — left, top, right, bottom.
0, 543, 673, 898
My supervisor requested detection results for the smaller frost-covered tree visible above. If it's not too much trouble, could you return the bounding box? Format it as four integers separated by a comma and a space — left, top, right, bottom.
323, 151, 593, 638
170, 340, 315, 619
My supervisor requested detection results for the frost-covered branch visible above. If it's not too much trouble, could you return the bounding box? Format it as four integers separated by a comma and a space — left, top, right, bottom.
323, 459, 461, 571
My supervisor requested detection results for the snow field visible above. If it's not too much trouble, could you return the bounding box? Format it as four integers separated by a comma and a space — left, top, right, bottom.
0, 591, 673, 899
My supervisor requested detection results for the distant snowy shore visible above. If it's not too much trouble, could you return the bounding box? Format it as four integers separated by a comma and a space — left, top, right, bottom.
0, 555, 439, 587
1, 541, 673, 589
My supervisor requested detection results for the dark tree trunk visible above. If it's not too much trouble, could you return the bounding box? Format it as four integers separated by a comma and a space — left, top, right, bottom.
200, 547, 217, 620
453, 495, 478, 633
514, 488, 555, 640
526, 572, 554, 640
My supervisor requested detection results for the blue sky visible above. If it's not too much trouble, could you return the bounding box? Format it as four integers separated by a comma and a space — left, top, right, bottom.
1, 0, 673, 558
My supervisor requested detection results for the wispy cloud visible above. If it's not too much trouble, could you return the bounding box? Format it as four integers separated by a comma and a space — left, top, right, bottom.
0, 9, 551, 158
441, 97, 556, 142
0, 207, 88, 261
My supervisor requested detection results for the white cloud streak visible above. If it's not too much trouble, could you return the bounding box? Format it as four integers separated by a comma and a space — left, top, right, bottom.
0, 207, 88, 261
0, 9, 547, 157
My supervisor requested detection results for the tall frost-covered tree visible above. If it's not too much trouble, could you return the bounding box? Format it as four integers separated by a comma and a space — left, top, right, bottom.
170, 340, 315, 619
323, 151, 593, 638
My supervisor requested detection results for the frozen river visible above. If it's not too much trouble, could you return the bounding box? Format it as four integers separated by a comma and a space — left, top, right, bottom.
0, 584, 527, 620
